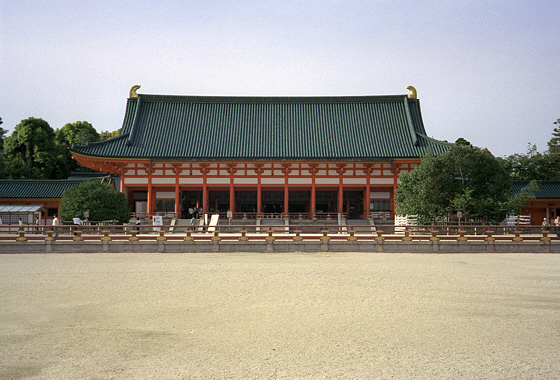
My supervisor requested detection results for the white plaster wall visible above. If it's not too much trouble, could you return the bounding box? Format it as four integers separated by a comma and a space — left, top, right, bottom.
343, 178, 366, 185
370, 178, 394, 185
124, 177, 148, 185
289, 177, 312, 185
207, 178, 230, 185
261, 178, 285, 185
316, 178, 339, 185
234, 177, 258, 185
179, 177, 203, 185
152, 178, 175, 185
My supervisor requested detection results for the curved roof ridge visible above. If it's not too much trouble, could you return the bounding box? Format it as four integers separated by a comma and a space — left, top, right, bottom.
136, 93, 410, 104
416, 132, 454, 146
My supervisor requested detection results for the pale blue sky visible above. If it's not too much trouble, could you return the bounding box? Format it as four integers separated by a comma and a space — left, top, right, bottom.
1, 1, 559, 157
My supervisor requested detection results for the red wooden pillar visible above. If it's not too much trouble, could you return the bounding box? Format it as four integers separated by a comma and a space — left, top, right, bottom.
174, 165, 180, 218
147, 166, 154, 216
284, 183, 289, 214
282, 164, 291, 214
364, 167, 371, 219
256, 165, 262, 214
337, 165, 344, 214
310, 165, 317, 217
311, 181, 316, 217
392, 165, 400, 216
202, 183, 208, 214
228, 165, 236, 213
229, 184, 235, 213
257, 184, 262, 214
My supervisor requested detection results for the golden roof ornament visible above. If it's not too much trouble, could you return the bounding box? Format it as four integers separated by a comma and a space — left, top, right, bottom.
129, 85, 141, 98
406, 85, 417, 99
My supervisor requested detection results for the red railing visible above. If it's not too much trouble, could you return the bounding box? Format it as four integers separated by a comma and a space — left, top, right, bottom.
1, 223, 559, 243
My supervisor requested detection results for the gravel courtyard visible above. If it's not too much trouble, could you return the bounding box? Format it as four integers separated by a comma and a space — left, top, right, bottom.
1, 252, 559, 379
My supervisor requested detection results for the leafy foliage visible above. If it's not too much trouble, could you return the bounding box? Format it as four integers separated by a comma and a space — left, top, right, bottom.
396, 142, 512, 224
55, 121, 101, 173
59, 180, 130, 223
2, 117, 71, 179
505, 119, 560, 181
56, 121, 100, 147
99, 129, 121, 140
508, 180, 539, 215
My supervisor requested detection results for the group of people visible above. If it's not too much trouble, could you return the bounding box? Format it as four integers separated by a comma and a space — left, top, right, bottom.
188, 206, 203, 219
543, 216, 560, 236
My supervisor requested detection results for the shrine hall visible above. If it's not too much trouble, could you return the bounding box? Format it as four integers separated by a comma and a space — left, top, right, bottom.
70, 86, 452, 220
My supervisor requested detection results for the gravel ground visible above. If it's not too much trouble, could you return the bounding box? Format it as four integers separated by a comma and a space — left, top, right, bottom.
1, 252, 559, 379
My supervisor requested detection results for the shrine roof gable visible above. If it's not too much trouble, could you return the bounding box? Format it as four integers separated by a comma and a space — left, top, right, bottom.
71, 92, 453, 160
512, 180, 560, 199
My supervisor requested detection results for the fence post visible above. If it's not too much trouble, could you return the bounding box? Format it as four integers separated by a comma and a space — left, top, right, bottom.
513, 227, 523, 242
293, 229, 303, 241
73, 229, 83, 241
320, 227, 330, 251
541, 227, 550, 242
184, 229, 193, 242
402, 226, 412, 241
266, 227, 275, 242
130, 230, 139, 241
101, 229, 111, 241
430, 228, 439, 242
17, 227, 27, 242
375, 227, 384, 242
348, 228, 357, 241
485, 229, 495, 242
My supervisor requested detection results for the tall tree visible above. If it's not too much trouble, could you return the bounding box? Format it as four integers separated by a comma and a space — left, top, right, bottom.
396, 142, 511, 224
56, 121, 100, 147
55, 121, 100, 173
99, 129, 121, 140
4, 117, 55, 171
0, 117, 6, 152
505, 119, 560, 181
3, 117, 71, 179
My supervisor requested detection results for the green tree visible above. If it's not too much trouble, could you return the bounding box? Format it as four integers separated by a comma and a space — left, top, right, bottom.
55, 121, 100, 173
548, 119, 560, 154
396, 142, 511, 224
507, 180, 539, 215
2, 117, 71, 179
99, 129, 121, 140
505, 119, 560, 181
394, 151, 454, 224
59, 180, 130, 223
56, 121, 100, 147
0, 117, 6, 152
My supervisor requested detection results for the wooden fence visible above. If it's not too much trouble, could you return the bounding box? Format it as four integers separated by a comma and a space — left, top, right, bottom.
1, 223, 559, 243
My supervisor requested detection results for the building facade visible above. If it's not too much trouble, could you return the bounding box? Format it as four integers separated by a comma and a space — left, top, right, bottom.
0, 179, 85, 224
71, 86, 452, 220
513, 181, 560, 225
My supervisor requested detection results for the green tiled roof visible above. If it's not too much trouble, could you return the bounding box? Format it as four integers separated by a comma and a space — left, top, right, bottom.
71, 93, 452, 160
0, 179, 86, 199
512, 181, 560, 199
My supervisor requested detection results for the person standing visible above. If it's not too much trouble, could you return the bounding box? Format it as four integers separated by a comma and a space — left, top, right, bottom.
73, 215, 82, 235
554, 216, 560, 237
52, 215, 60, 237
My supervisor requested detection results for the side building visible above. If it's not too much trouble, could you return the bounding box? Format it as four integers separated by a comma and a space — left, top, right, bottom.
0, 175, 115, 225
70, 86, 452, 220
513, 180, 560, 225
